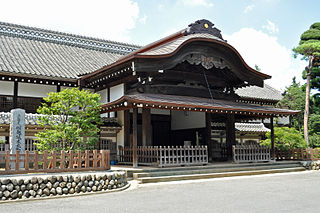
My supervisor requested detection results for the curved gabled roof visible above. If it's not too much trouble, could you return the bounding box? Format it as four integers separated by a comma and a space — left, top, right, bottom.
82, 19, 271, 82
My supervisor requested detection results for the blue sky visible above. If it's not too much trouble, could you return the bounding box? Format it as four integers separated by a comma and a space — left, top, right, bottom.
1, 0, 319, 91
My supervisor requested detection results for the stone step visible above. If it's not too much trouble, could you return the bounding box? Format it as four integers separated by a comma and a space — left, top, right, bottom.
133, 163, 302, 179
138, 161, 301, 173
136, 167, 306, 184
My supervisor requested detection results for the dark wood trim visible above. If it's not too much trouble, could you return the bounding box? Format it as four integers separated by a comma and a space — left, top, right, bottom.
124, 110, 130, 147
205, 112, 212, 161
57, 85, 61, 92
271, 116, 275, 160
100, 96, 300, 116
132, 108, 138, 167
142, 108, 152, 146
226, 113, 235, 159
13, 81, 18, 109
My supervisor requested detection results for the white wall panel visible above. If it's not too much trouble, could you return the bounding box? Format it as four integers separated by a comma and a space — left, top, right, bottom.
18, 83, 56, 97
171, 111, 205, 130
0, 81, 14, 95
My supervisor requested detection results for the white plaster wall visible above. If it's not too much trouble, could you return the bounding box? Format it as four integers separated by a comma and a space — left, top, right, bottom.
18, 83, 56, 97
96, 88, 108, 103
110, 84, 124, 102
151, 108, 171, 115
171, 111, 205, 130
0, 81, 14, 95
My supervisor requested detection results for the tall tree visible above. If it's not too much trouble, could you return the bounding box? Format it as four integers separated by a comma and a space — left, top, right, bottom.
293, 22, 320, 146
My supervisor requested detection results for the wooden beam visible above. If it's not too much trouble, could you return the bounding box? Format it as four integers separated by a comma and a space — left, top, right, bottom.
124, 110, 130, 147
205, 112, 212, 161
142, 108, 152, 146
271, 116, 275, 160
132, 108, 138, 168
13, 81, 18, 109
226, 114, 235, 159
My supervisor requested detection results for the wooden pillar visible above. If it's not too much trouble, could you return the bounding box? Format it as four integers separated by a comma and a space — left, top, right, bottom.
142, 108, 152, 146
57, 85, 61, 92
226, 113, 235, 159
271, 116, 275, 160
13, 81, 18, 109
78, 79, 84, 91
205, 112, 212, 161
107, 87, 110, 118
132, 108, 138, 168
124, 110, 130, 147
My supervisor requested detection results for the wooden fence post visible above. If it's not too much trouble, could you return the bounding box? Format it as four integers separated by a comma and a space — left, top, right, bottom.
60, 150, 65, 169
15, 150, 20, 171
34, 150, 38, 170
43, 150, 48, 170
69, 150, 74, 169
85, 150, 89, 168
5, 150, 10, 171
93, 150, 98, 169
52, 150, 56, 169
77, 150, 82, 168
25, 150, 29, 171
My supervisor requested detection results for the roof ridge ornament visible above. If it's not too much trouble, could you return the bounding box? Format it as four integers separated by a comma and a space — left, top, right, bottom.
185, 19, 226, 41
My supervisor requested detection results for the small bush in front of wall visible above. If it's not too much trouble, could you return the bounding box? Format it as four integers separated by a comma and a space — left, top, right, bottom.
0, 172, 127, 201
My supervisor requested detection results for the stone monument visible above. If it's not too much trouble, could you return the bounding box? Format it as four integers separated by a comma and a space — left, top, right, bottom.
9, 108, 25, 168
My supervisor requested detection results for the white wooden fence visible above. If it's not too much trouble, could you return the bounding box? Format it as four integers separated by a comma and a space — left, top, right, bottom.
119, 145, 208, 167
233, 145, 271, 163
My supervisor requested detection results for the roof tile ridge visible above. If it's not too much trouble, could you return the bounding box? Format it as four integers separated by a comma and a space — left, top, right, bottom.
264, 83, 281, 92
0, 21, 141, 54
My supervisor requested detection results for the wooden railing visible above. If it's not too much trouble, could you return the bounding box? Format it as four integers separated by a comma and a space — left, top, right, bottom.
276, 148, 320, 161
0, 150, 110, 175
233, 145, 271, 163
119, 146, 208, 167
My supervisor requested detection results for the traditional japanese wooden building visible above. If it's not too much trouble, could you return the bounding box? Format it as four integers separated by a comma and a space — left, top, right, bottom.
0, 19, 299, 166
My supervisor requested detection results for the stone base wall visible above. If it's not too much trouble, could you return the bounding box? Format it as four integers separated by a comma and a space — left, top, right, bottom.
0, 171, 127, 201
302, 161, 320, 170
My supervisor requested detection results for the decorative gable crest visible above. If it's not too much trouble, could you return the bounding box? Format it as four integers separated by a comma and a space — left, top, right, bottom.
185, 19, 225, 41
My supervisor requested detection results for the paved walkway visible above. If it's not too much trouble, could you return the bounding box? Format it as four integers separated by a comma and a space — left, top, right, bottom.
1, 171, 319, 213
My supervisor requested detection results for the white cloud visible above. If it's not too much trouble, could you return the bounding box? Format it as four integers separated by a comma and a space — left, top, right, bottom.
243, 4, 255, 13
224, 28, 307, 91
180, 0, 214, 7
0, 0, 139, 42
262, 19, 279, 34
139, 15, 147, 24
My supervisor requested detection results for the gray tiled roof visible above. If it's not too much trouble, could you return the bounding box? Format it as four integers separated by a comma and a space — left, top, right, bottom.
139, 33, 223, 56
235, 123, 270, 133
0, 112, 39, 125
0, 22, 140, 80
0, 112, 121, 128
235, 84, 283, 101
211, 122, 270, 133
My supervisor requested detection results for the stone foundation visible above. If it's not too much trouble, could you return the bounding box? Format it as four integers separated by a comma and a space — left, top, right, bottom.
302, 161, 320, 170
0, 171, 127, 201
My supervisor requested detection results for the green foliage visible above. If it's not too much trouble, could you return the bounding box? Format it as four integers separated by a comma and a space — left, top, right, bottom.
294, 22, 320, 56
260, 127, 307, 150
35, 88, 102, 152
310, 134, 320, 148
277, 79, 305, 131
